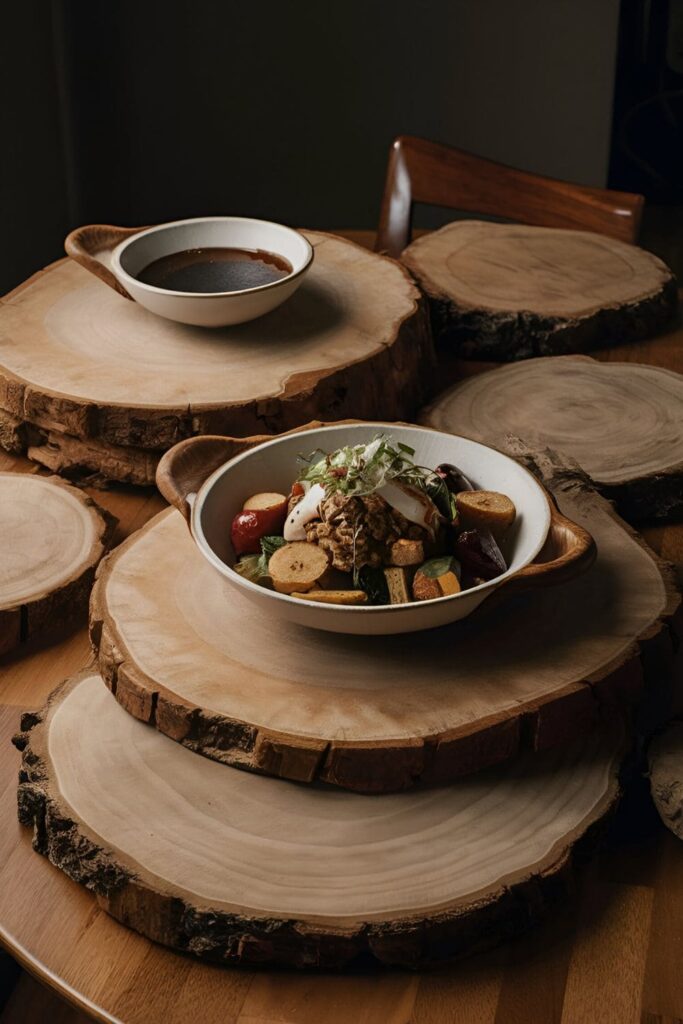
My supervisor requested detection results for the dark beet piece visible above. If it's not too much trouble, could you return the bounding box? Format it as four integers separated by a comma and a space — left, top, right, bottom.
436, 463, 508, 573
435, 463, 475, 495
358, 565, 390, 605
454, 529, 507, 581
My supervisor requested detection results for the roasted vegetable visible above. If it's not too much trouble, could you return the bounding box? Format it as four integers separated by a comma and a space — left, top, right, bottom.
357, 565, 390, 605
456, 490, 516, 539
233, 535, 287, 582
436, 462, 508, 571
388, 539, 424, 566
413, 556, 461, 601
384, 566, 411, 605
242, 492, 288, 535
454, 529, 506, 581
268, 541, 330, 594
291, 590, 368, 605
231, 511, 267, 556
435, 463, 475, 495
229, 439, 516, 606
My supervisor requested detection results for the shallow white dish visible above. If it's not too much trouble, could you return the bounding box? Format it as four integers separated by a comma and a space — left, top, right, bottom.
157, 422, 595, 636
65, 217, 313, 327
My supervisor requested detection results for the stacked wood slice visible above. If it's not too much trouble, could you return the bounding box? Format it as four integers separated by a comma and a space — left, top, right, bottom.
14, 443, 681, 968
0, 233, 433, 484
0, 473, 115, 654
14, 671, 624, 970
89, 449, 678, 791
401, 221, 677, 360
421, 355, 683, 522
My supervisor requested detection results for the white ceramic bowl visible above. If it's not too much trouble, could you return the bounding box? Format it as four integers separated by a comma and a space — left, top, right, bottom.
66, 217, 313, 327
158, 423, 595, 636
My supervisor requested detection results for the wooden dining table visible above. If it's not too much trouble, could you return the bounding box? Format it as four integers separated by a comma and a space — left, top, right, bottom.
0, 231, 681, 1024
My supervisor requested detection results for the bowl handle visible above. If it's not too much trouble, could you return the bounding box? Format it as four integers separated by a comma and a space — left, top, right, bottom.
490, 489, 596, 605
156, 421, 342, 525
65, 224, 147, 299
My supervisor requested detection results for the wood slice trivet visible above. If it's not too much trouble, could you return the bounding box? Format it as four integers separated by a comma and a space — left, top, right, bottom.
0, 473, 115, 654
14, 671, 623, 969
422, 355, 683, 522
89, 447, 679, 793
0, 232, 433, 457
648, 721, 683, 839
401, 221, 677, 360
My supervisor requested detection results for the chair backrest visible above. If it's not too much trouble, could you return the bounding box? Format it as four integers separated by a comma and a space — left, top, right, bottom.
376, 135, 644, 258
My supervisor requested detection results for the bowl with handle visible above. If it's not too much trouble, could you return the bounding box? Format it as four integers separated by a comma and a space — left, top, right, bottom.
156, 421, 596, 635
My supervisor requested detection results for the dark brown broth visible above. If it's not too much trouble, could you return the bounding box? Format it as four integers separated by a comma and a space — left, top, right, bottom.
136, 247, 293, 293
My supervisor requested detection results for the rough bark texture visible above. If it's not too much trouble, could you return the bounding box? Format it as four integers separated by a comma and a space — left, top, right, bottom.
0, 235, 435, 475
402, 221, 678, 361
422, 355, 683, 523
89, 445, 680, 793
648, 721, 683, 839
0, 474, 116, 654
22, 419, 159, 486
13, 672, 624, 970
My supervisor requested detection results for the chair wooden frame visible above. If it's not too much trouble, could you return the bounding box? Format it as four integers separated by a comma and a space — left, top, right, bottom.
376, 135, 644, 258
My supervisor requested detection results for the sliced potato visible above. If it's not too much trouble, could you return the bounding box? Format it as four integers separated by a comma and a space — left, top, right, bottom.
243, 491, 287, 512
291, 590, 368, 605
455, 491, 516, 538
388, 539, 424, 566
269, 542, 330, 594
384, 567, 410, 605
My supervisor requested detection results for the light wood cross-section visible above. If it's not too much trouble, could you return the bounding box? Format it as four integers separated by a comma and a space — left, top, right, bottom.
0, 233, 434, 485
0, 472, 114, 654
14, 671, 624, 970
90, 449, 679, 792
402, 221, 677, 360
422, 354, 683, 521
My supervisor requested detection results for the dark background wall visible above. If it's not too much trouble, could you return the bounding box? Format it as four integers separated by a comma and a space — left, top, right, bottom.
2, 0, 622, 294
1, 3, 71, 295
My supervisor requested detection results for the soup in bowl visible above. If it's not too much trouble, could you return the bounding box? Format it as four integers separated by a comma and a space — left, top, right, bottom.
65, 217, 313, 327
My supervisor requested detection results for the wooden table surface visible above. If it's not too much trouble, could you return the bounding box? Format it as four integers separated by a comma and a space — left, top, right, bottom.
0, 232, 682, 1024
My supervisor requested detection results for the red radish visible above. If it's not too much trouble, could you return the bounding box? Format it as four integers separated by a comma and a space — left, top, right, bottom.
230, 511, 264, 556
241, 492, 287, 535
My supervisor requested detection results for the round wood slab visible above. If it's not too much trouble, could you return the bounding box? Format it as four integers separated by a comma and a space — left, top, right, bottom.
0, 231, 432, 454
0, 473, 114, 654
422, 355, 683, 522
14, 671, 623, 969
401, 221, 677, 360
90, 448, 679, 793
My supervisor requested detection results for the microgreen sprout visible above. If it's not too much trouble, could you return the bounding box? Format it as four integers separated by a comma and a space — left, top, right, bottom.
297, 434, 452, 516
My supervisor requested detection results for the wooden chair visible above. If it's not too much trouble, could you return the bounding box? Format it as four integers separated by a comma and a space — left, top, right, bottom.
376, 135, 644, 258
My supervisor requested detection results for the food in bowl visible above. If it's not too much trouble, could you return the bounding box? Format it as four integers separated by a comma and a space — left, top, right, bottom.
136, 247, 293, 293
65, 217, 314, 326
157, 421, 595, 635
229, 435, 516, 607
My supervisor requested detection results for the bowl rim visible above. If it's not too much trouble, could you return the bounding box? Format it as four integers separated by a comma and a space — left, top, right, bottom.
190, 423, 553, 615
109, 216, 314, 300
